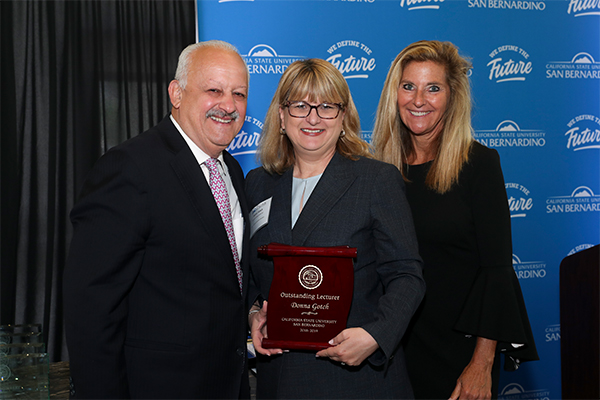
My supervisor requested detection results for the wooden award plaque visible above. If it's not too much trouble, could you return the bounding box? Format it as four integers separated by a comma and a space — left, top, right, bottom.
258, 243, 356, 351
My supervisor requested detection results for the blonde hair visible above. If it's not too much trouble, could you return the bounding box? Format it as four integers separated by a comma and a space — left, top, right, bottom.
258, 58, 371, 174
372, 40, 474, 193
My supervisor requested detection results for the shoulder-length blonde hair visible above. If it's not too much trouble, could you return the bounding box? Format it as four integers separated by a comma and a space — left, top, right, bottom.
258, 58, 371, 174
372, 40, 474, 193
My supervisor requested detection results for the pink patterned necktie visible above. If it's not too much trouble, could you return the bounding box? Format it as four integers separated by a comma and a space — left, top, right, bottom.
204, 158, 242, 293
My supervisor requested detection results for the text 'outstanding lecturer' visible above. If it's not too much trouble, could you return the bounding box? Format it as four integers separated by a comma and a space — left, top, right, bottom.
64, 41, 251, 399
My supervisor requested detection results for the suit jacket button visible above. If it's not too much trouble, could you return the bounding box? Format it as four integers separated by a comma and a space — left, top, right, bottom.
236, 347, 244, 356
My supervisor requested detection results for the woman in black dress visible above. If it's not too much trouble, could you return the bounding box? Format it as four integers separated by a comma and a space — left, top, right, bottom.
373, 40, 538, 399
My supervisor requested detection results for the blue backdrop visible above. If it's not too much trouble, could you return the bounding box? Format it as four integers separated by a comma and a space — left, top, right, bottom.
197, 1, 600, 398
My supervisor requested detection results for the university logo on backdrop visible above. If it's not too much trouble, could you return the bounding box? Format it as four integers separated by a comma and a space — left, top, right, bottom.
474, 120, 546, 148
564, 114, 600, 151
226, 115, 263, 157
243, 45, 304, 75
568, 243, 595, 255
487, 45, 533, 83
567, 0, 600, 16
361, 130, 373, 144
505, 183, 533, 218
512, 254, 546, 279
546, 52, 600, 79
546, 186, 600, 214
544, 324, 560, 343
467, 0, 546, 10
399, 0, 444, 10
499, 383, 551, 400
326, 40, 376, 79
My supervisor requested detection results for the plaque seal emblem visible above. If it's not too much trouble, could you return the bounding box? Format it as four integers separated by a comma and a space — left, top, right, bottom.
298, 265, 323, 290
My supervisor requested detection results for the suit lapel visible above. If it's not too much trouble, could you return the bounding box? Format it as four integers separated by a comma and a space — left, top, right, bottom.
292, 153, 357, 246
158, 117, 235, 269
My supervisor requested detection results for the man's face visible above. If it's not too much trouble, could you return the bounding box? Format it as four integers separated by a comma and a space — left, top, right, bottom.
169, 47, 248, 158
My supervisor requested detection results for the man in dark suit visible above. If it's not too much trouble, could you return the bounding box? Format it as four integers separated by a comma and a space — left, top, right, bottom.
64, 40, 251, 399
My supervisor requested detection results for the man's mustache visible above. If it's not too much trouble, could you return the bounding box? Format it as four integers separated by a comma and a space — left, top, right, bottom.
206, 109, 240, 121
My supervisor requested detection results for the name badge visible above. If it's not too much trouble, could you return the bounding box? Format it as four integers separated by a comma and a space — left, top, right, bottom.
249, 197, 272, 238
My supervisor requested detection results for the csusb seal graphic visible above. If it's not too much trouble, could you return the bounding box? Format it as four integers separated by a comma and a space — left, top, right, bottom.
499, 383, 550, 400
546, 186, 600, 213
564, 114, 600, 151
243, 45, 304, 75
468, 0, 546, 10
226, 115, 262, 157
568, 243, 594, 255
298, 265, 323, 290
326, 40, 376, 79
474, 120, 546, 147
487, 46, 533, 83
546, 52, 600, 79
512, 254, 546, 279
567, 0, 600, 16
400, 0, 444, 10
505, 183, 533, 218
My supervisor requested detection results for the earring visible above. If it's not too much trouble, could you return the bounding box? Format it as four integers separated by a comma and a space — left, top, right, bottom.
280, 128, 286, 135
340, 130, 346, 137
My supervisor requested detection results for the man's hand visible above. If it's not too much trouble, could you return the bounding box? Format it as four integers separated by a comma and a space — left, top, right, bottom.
248, 301, 283, 356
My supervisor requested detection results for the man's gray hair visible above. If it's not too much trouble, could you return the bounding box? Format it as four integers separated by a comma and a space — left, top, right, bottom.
174, 40, 249, 89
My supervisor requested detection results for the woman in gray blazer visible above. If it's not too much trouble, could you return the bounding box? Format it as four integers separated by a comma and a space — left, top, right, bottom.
246, 58, 425, 399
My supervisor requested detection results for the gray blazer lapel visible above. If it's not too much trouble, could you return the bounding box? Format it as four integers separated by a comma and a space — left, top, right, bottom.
292, 153, 357, 245
267, 168, 294, 245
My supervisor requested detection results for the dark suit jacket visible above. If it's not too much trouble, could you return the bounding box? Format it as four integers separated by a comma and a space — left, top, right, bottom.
64, 116, 250, 399
245, 153, 425, 399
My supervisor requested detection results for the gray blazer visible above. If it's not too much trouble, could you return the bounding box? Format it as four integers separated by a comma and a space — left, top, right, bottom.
246, 152, 425, 399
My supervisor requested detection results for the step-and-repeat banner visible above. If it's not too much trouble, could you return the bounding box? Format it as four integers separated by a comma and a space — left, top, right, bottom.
197, 1, 599, 398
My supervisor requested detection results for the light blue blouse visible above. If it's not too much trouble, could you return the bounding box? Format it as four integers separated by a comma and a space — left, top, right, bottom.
291, 174, 323, 228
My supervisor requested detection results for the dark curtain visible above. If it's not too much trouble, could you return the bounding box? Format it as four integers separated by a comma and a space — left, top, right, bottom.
1, 0, 196, 362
